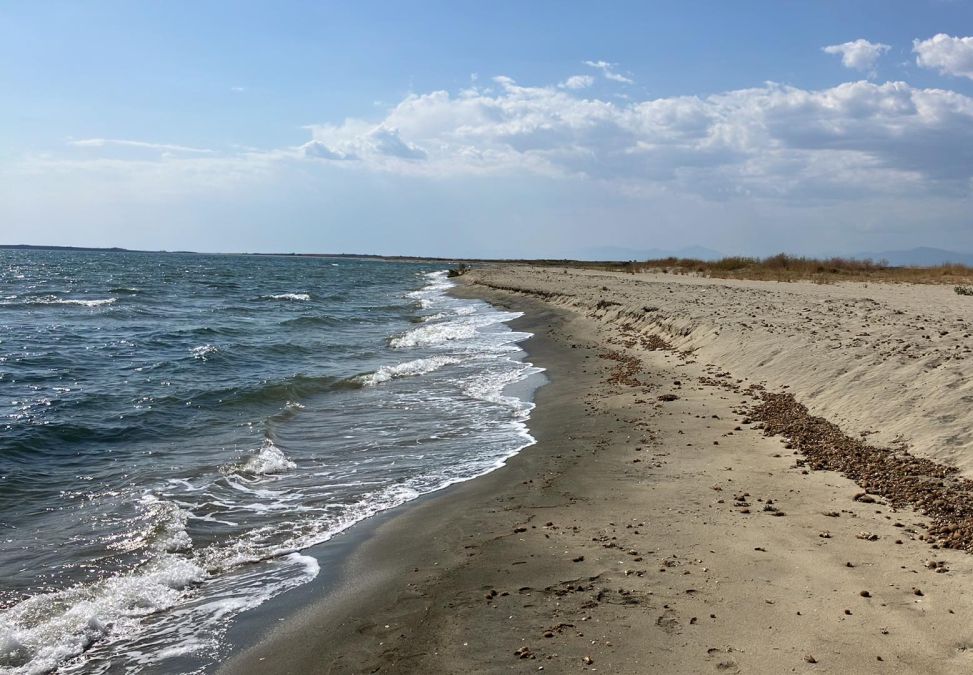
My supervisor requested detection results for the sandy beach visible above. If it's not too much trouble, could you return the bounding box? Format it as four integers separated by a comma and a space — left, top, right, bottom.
223, 265, 973, 673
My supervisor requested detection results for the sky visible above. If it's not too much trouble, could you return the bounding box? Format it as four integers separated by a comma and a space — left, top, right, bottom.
2, 1, 973, 258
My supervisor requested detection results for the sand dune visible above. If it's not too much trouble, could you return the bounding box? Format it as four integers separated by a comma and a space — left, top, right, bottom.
470, 265, 973, 475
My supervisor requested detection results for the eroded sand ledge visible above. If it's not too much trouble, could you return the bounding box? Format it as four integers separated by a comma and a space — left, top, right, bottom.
473, 265, 973, 475
224, 266, 973, 674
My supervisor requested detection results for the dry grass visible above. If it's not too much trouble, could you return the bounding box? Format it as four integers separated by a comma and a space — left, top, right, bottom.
598, 254, 973, 285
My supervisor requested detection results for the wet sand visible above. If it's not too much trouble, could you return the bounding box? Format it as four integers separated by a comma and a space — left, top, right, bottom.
223, 267, 973, 673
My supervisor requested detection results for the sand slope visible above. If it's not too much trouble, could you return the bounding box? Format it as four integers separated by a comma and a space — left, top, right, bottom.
470, 266, 973, 475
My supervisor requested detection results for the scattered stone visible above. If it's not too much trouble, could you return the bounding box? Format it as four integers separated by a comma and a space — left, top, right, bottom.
515, 646, 535, 660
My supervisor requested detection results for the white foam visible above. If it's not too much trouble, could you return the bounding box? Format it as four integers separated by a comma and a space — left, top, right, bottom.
0, 554, 205, 675
391, 310, 518, 349
286, 553, 320, 578
25, 296, 117, 307
140, 495, 194, 553
357, 356, 461, 386
190, 344, 219, 360
238, 442, 296, 476
390, 321, 475, 348
267, 293, 310, 301
465, 363, 539, 411
63, 298, 116, 307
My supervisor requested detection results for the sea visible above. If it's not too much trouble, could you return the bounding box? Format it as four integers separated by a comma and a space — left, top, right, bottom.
0, 249, 542, 674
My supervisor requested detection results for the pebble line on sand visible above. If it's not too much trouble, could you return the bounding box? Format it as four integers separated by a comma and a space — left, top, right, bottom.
750, 392, 973, 553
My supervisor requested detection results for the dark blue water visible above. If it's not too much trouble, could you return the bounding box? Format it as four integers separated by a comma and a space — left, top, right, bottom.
0, 250, 539, 673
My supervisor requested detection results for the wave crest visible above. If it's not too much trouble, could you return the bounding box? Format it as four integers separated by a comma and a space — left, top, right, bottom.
266, 293, 310, 302
227, 442, 297, 476
356, 356, 461, 386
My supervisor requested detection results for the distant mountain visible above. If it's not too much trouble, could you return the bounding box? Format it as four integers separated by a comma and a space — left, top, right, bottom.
851, 247, 973, 267
578, 245, 724, 262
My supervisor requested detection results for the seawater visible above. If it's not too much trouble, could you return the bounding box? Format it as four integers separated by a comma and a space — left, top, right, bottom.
0, 250, 542, 673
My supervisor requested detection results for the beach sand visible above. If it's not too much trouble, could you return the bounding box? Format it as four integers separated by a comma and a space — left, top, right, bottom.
223, 265, 973, 673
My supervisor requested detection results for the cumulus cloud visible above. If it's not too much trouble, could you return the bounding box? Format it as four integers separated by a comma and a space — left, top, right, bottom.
560, 74, 595, 90
822, 39, 890, 75
300, 140, 356, 160
303, 123, 427, 163
914, 34, 973, 80
37, 73, 973, 205
292, 76, 973, 200
368, 127, 427, 159
583, 60, 634, 84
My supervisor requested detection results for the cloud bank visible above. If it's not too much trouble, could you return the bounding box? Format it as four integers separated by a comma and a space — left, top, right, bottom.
295, 75, 973, 203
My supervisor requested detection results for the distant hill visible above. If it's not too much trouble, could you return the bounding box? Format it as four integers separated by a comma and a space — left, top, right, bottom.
579, 245, 724, 262
852, 247, 973, 267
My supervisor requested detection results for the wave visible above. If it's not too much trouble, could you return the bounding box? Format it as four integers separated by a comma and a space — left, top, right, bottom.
0, 544, 205, 675
220, 373, 356, 408
190, 344, 219, 361
264, 293, 310, 302
390, 313, 513, 349
279, 315, 342, 328
390, 321, 475, 348
356, 356, 461, 386
0, 261, 546, 673
0, 296, 117, 308
223, 441, 297, 477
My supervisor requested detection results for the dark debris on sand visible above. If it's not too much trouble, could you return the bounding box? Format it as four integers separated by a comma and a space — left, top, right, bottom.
750, 392, 973, 552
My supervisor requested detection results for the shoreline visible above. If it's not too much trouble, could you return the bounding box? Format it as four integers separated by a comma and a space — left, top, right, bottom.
223, 269, 973, 673
218, 289, 580, 673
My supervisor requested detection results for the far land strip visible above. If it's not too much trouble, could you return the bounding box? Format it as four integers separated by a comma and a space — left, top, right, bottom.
225, 264, 973, 673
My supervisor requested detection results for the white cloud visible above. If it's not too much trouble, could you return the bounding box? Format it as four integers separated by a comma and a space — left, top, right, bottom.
560, 74, 595, 90
295, 77, 973, 200
583, 60, 634, 84
32, 74, 973, 206
822, 39, 890, 75
68, 138, 213, 154
303, 123, 427, 163
368, 127, 427, 159
914, 33, 973, 80
300, 140, 356, 160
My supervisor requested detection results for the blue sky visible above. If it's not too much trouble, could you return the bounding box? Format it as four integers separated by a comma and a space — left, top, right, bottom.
2, 1, 973, 257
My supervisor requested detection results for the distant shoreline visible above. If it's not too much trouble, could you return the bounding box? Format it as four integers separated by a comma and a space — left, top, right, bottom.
4, 245, 973, 285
